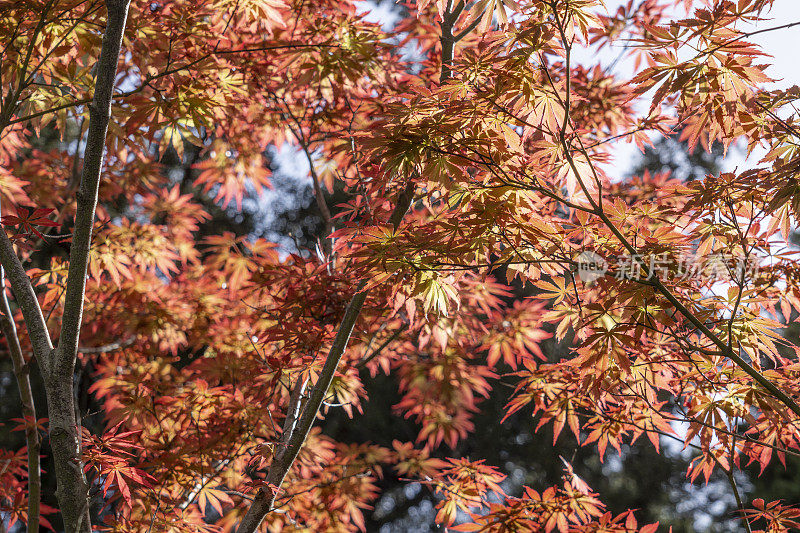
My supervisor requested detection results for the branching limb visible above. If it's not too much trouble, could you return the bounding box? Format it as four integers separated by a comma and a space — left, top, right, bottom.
235, 283, 369, 533
236, 0, 469, 525
0, 232, 54, 371
7, 43, 340, 128
275, 376, 309, 463
235, 185, 416, 533
43, 0, 132, 531
0, 265, 41, 533
726, 468, 752, 533
56, 0, 131, 376
439, 0, 461, 83
78, 335, 135, 354
280, 105, 334, 256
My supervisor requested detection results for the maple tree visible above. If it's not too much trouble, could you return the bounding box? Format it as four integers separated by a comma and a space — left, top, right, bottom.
2, 0, 800, 531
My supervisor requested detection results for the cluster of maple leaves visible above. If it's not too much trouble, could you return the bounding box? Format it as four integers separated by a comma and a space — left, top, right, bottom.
2, 0, 800, 531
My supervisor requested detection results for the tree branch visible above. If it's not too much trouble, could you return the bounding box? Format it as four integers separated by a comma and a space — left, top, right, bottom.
547, 11, 800, 420
235, 283, 369, 533
56, 0, 130, 375
0, 232, 54, 371
355, 323, 407, 371
439, 0, 457, 83
6, 43, 339, 128
235, 185, 416, 533
234, 1, 472, 525
275, 376, 309, 463
43, 1, 132, 531
283, 114, 334, 257
0, 265, 41, 533
78, 335, 135, 354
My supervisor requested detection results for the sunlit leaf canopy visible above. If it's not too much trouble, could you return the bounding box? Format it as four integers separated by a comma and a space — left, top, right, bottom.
3, 0, 800, 531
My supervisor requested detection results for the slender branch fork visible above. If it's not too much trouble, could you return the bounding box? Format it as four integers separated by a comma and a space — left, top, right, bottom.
234, 1, 469, 527
0, 0, 414, 531
6, 1, 793, 530
241, 5, 800, 531
234, 186, 416, 533
0, 0, 131, 531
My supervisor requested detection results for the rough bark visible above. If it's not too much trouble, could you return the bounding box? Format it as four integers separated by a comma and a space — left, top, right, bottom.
47, 1, 131, 530
0, 234, 53, 368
